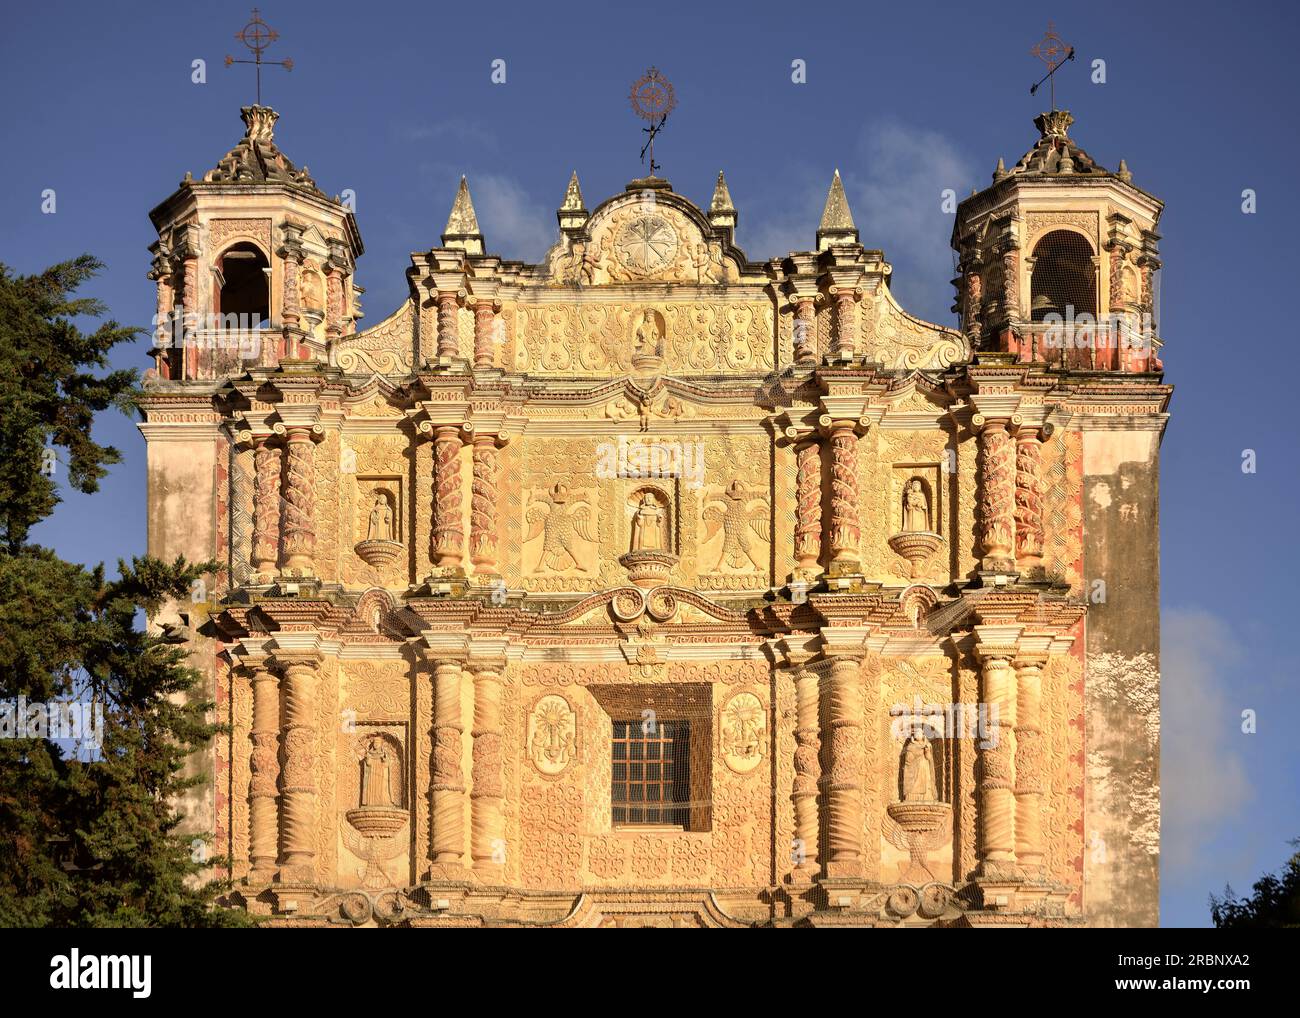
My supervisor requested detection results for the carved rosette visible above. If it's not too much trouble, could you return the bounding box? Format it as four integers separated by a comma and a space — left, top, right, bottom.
251, 440, 282, 580
469, 435, 500, 571
975, 417, 1016, 573
432, 425, 466, 568
430, 659, 465, 868
1014, 656, 1046, 873
794, 439, 822, 571
470, 661, 505, 876
436, 291, 461, 359
976, 649, 1017, 875
280, 428, 318, 575
791, 665, 821, 880
1014, 428, 1045, 566
821, 656, 865, 876
248, 662, 280, 882
279, 657, 319, 881
828, 423, 861, 563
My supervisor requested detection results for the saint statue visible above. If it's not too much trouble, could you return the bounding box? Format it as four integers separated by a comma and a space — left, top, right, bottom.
634, 311, 663, 359
366, 492, 393, 542
630, 492, 665, 552
901, 727, 937, 802
361, 736, 396, 808
903, 479, 929, 532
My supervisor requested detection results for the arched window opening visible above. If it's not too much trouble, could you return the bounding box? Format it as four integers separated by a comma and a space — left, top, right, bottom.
215, 243, 270, 327
1030, 230, 1095, 322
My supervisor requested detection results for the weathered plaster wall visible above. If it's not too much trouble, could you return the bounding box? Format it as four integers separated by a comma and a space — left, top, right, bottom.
1081, 427, 1161, 927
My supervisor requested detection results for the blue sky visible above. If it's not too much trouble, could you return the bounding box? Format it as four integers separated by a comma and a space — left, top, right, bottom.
2, 0, 1296, 926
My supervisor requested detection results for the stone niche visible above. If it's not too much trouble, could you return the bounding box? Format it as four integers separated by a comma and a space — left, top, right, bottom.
338, 724, 411, 890
354, 476, 403, 567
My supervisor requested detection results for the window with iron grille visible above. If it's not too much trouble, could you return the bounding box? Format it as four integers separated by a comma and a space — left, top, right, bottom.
611, 719, 690, 826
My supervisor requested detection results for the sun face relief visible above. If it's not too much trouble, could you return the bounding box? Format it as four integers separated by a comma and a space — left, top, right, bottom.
616, 214, 678, 274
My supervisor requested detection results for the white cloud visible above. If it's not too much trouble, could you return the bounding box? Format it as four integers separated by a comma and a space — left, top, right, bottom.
1161, 607, 1252, 880
739, 122, 977, 325
471, 173, 554, 263
852, 122, 973, 322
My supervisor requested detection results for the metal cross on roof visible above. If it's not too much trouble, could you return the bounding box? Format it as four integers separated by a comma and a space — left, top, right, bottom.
630, 67, 676, 177
225, 8, 293, 106
1029, 22, 1075, 110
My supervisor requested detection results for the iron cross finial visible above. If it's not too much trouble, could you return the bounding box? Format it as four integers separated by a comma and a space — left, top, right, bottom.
630, 67, 676, 177
225, 8, 293, 106
1029, 22, 1075, 110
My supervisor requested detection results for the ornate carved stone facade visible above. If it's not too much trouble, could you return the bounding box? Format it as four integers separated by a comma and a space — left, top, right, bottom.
140, 105, 1168, 927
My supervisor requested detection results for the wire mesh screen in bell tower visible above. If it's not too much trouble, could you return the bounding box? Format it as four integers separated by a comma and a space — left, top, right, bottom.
1030, 230, 1096, 322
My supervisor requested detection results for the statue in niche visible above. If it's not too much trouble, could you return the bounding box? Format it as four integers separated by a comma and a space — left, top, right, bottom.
901, 726, 937, 803
903, 478, 930, 533
630, 491, 666, 552
366, 491, 394, 542
360, 735, 398, 808
300, 271, 324, 312
633, 310, 664, 360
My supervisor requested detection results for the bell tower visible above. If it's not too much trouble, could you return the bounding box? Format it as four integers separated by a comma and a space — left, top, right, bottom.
146, 105, 363, 381
955, 109, 1170, 928
952, 109, 1163, 371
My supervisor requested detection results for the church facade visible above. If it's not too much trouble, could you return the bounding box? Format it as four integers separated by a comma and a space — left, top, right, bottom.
139, 104, 1168, 927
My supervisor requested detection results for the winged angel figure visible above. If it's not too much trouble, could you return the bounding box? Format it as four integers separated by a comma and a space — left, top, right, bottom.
525, 483, 598, 573
702, 480, 771, 571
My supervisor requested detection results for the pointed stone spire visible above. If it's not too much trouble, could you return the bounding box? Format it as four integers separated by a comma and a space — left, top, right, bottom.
816, 169, 859, 251
709, 170, 737, 231
993, 156, 1007, 182
442, 175, 484, 255
557, 170, 589, 233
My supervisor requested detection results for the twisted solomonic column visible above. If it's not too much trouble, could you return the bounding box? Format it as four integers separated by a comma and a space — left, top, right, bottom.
472, 298, 499, 370
469, 433, 501, 573
1013, 653, 1047, 874
794, 438, 823, 575
974, 638, 1018, 878
251, 438, 282, 581
830, 286, 858, 358
247, 659, 280, 883
794, 295, 818, 365
820, 654, 865, 877
430, 658, 467, 870
279, 426, 320, 576
436, 290, 462, 360
469, 659, 506, 878
278, 655, 320, 883
791, 663, 822, 881
1014, 426, 1046, 569
824, 418, 863, 567
974, 414, 1017, 575
431, 425, 467, 568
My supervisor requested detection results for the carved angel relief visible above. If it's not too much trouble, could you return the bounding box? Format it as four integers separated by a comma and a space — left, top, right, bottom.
524, 483, 598, 574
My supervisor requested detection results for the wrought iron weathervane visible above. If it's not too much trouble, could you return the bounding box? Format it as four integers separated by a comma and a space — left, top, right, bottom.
226, 8, 293, 106
629, 67, 677, 177
1029, 22, 1074, 110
